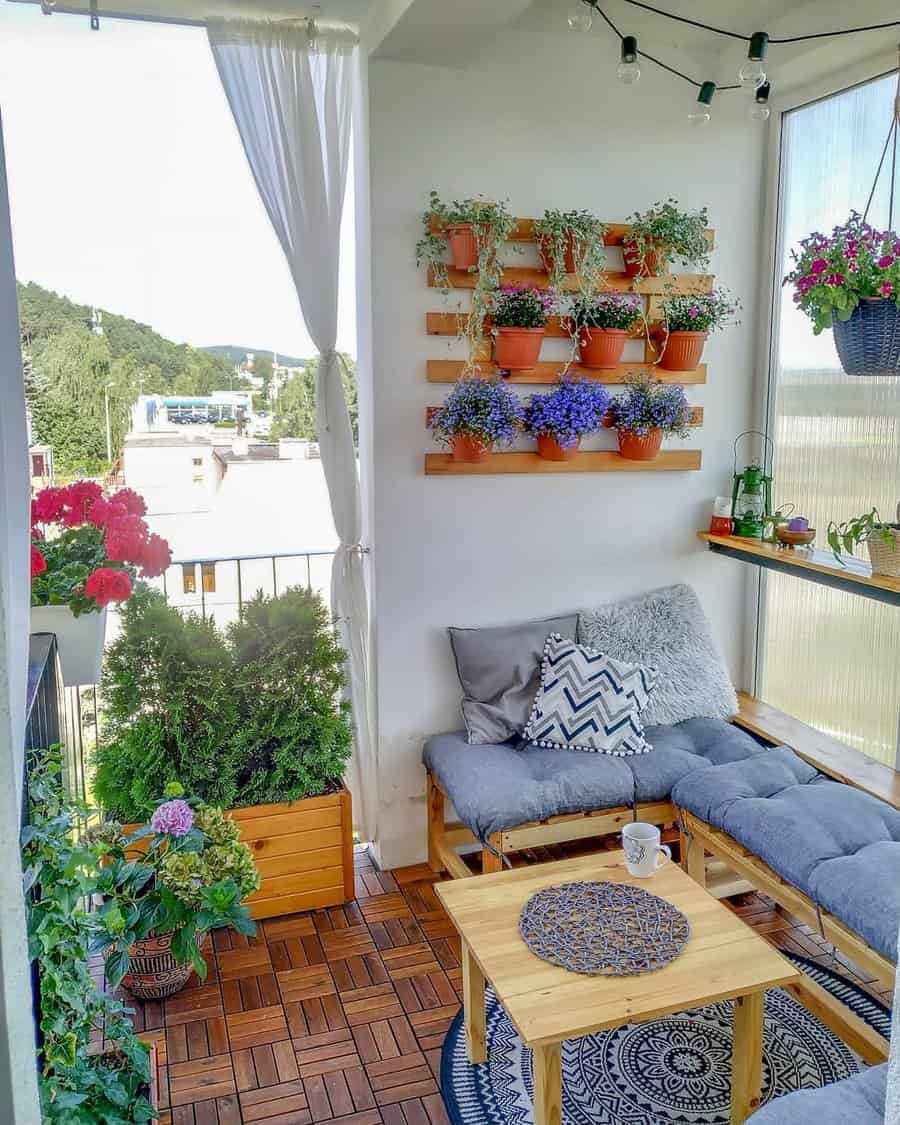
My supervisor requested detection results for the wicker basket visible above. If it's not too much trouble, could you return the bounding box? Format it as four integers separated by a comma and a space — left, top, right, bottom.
833, 299, 900, 377
867, 527, 900, 577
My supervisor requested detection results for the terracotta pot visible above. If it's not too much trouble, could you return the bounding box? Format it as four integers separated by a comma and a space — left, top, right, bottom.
451, 434, 492, 463
538, 232, 577, 276
110, 930, 201, 1000
659, 330, 708, 371
445, 223, 479, 270
536, 434, 579, 461
576, 326, 628, 369
494, 326, 545, 370
622, 237, 664, 278
617, 428, 663, 461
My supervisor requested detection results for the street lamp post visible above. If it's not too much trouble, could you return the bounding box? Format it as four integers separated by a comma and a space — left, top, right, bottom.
104, 381, 115, 464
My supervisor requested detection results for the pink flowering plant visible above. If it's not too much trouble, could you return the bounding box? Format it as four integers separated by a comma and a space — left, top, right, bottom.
661, 288, 741, 334
567, 293, 643, 332
492, 284, 555, 329
92, 784, 259, 989
784, 212, 900, 333
524, 378, 610, 448
30, 482, 171, 616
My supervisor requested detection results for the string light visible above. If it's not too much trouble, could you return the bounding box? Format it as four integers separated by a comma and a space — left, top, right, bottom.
617, 36, 641, 84
687, 81, 715, 127
567, 3, 593, 32
749, 81, 772, 121
739, 32, 768, 89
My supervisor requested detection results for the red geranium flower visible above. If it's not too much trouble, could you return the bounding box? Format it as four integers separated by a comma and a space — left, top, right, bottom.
30, 545, 47, 580
60, 480, 104, 527
110, 488, 147, 517
31, 487, 67, 525
85, 566, 133, 607
105, 513, 149, 563
138, 533, 173, 579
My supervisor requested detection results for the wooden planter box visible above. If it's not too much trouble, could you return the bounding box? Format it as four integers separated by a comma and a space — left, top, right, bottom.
123, 787, 354, 922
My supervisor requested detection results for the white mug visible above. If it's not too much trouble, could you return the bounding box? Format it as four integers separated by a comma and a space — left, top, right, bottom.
622, 822, 671, 878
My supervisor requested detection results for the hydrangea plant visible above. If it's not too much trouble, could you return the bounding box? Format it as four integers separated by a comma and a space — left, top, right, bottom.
783, 211, 900, 333
429, 377, 523, 447
566, 292, 643, 331
662, 288, 741, 333
524, 378, 610, 448
493, 284, 554, 329
608, 376, 692, 438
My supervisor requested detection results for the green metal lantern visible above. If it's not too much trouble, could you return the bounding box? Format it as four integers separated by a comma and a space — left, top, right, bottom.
731, 431, 774, 539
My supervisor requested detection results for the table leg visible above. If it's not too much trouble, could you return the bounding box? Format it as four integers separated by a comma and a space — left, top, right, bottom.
731, 992, 764, 1124
532, 1042, 562, 1125
461, 941, 486, 1064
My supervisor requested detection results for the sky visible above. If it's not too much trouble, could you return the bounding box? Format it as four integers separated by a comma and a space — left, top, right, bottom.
0, 2, 357, 359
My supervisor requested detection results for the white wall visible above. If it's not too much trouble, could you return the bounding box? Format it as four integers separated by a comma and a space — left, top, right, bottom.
368, 31, 766, 868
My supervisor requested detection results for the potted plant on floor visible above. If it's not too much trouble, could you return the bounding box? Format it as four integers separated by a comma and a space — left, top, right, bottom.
30, 482, 171, 685
784, 212, 900, 376
607, 375, 692, 460
23, 747, 158, 1123
524, 378, 610, 460
94, 789, 259, 999
534, 208, 608, 294
92, 584, 355, 919
428, 375, 523, 462
827, 504, 900, 576
565, 293, 643, 368
623, 200, 710, 278
492, 284, 554, 370
657, 287, 740, 371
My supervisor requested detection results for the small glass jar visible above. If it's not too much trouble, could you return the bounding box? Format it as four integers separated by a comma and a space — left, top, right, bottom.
710, 496, 733, 536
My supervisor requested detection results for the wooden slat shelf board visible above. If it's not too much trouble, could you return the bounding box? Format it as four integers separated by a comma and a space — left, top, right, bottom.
426, 450, 701, 475
698, 532, 900, 607
429, 216, 716, 249
429, 266, 714, 295
426, 359, 707, 385
426, 310, 666, 338
425, 405, 704, 427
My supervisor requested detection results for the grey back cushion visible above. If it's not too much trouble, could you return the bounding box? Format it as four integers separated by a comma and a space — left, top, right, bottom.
449, 615, 578, 744
578, 584, 737, 727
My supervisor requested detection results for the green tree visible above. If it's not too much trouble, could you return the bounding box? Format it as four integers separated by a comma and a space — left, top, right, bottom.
270, 354, 358, 444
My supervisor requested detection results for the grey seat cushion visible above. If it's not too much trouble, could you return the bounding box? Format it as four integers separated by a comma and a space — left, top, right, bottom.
672, 749, 900, 960
423, 718, 764, 843
750, 1064, 886, 1124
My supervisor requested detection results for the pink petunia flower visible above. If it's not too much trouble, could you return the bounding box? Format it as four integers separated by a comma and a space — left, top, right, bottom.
882, 281, 893, 296
878, 254, 895, 269
810, 258, 828, 274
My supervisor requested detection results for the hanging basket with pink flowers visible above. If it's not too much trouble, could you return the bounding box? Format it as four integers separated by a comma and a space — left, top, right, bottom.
29, 482, 172, 684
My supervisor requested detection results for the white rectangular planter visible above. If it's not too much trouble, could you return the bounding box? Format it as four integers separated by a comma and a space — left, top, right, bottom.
30, 605, 108, 686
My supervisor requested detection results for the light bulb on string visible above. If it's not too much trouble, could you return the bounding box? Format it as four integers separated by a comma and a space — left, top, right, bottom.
749, 81, 771, 121
616, 35, 641, 84
688, 81, 715, 127
567, 2, 593, 32
739, 32, 768, 89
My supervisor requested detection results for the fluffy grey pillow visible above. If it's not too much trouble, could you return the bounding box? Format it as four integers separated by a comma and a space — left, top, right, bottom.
449, 614, 578, 744
577, 584, 737, 727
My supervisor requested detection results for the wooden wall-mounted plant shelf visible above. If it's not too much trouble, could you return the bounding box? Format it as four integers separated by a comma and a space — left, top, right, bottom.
429, 216, 715, 250
426, 359, 707, 385
428, 266, 714, 295
425, 406, 704, 428
425, 450, 702, 475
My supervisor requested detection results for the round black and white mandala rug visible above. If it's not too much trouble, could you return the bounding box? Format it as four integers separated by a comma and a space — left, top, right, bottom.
440, 955, 891, 1125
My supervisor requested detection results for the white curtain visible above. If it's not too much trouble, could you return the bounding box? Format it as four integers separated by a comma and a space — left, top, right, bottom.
207, 18, 377, 843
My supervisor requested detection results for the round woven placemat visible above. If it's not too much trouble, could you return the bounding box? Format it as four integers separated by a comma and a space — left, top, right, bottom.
518, 880, 690, 976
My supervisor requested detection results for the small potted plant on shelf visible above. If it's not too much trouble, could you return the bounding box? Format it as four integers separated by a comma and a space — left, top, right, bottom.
623, 200, 710, 278
30, 482, 171, 686
827, 504, 900, 576
492, 283, 555, 370
533, 208, 608, 294
429, 375, 523, 462
524, 378, 610, 461
607, 375, 692, 460
657, 287, 741, 371
565, 292, 643, 368
784, 212, 900, 376
94, 786, 260, 1000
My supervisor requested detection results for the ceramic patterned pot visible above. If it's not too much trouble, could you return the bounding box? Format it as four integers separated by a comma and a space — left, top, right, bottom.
112, 931, 197, 1000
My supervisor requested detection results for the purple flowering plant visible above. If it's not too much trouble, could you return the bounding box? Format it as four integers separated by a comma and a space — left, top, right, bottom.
608, 375, 692, 438
524, 378, 610, 447
784, 211, 900, 333
492, 284, 555, 329
92, 785, 259, 991
567, 293, 643, 332
662, 288, 740, 334
429, 376, 524, 447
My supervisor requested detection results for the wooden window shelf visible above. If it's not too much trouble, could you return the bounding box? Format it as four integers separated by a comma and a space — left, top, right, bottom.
699, 532, 900, 607
425, 359, 706, 385
426, 450, 701, 475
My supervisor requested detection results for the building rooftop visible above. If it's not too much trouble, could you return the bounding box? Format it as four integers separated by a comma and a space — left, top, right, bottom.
213, 442, 281, 465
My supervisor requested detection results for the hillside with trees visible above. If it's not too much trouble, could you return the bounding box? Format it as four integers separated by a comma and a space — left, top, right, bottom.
270, 354, 358, 445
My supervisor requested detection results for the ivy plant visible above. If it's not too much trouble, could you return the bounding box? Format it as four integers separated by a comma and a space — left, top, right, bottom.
625, 199, 710, 277
533, 208, 608, 296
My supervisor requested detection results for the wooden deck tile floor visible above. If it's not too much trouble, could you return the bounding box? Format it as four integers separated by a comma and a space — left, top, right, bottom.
123, 845, 893, 1124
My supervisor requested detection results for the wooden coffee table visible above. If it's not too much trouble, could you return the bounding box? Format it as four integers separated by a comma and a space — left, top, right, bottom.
435, 850, 800, 1125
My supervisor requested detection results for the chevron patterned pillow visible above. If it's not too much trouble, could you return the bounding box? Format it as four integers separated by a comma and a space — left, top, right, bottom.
524, 634, 657, 755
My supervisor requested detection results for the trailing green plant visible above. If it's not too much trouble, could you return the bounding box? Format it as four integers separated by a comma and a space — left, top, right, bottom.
92, 584, 353, 823
625, 200, 710, 277
826, 507, 900, 564
23, 746, 156, 1124
533, 208, 608, 296
415, 191, 517, 370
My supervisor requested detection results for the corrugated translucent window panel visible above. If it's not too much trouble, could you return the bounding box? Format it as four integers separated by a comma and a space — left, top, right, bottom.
760, 73, 900, 767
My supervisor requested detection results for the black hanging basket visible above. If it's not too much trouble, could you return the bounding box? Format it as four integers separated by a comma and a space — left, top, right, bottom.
832, 298, 900, 377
